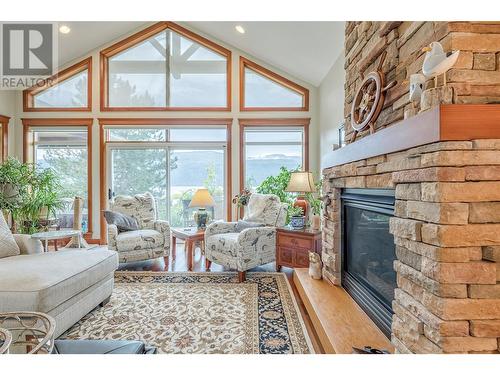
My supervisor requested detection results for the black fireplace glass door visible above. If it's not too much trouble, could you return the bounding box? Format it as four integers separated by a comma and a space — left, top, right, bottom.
344, 206, 396, 309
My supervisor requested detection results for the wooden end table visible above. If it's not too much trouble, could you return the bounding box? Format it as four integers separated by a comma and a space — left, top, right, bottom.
171, 227, 205, 271
276, 226, 322, 271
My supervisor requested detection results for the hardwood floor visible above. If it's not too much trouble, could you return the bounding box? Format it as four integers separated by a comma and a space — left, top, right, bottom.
117, 240, 324, 353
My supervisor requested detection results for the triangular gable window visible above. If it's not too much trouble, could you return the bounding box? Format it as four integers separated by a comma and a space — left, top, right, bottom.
23, 57, 92, 112
240, 57, 309, 111
101, 22, 231, 111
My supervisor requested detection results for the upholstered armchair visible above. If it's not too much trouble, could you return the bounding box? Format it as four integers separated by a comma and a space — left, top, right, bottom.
107, 192, 171, 263
204, 193, 287, 282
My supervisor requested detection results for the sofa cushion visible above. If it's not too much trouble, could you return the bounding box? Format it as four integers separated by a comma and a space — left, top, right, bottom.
207, 232, 240, 257
0, 248, 118, 313
0, 212, 20, 259
115, 229, 164, 252
14, 234, 43, 255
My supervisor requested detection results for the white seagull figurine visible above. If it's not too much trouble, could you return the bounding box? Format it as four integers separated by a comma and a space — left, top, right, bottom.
422, 41, 460, 86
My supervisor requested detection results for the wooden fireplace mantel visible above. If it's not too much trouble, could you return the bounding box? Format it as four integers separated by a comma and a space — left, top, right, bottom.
322, 104, 500, 168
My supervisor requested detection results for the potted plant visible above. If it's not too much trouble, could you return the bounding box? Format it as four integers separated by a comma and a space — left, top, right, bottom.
255, 166, 299, 224
0, 158, 32, 207
289, 206, 305, 229
0, 158, 33, 230
232, 188, 252, 208
306, 179, 323, 230
0, 158, 63, 234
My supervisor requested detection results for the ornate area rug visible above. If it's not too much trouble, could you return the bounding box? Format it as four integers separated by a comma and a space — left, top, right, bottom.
62, 272, 313, 354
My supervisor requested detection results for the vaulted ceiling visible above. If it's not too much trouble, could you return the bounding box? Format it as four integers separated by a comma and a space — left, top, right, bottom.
56, 22, 148, 68
188, 21, 345, 86
56, 21, 345, 87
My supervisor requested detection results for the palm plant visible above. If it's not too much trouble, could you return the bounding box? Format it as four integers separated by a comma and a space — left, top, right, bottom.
0, 158, 64, 234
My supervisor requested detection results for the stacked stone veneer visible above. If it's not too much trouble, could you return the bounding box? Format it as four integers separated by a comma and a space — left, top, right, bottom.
322, 139, 500, 353
344, 21, 500, 141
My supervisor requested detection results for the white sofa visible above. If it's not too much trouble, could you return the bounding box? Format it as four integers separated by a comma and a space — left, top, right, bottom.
0, 235, 118, 338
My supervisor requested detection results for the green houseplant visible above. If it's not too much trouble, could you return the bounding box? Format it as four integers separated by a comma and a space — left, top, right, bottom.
305, 179, 323, 230
256, 166, 323, 227
256, 166, 299, 224
0, 158, 32, 207
288, 205, 305, 229
0, 158, 64, 234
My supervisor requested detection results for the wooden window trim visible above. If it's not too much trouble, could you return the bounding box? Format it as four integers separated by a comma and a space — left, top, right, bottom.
21, 118, 94, 237
23, 57, 92, 112
100, 22, 232, 112
239, 57, 310, 112
0, 115, 10, 161
238, 118, 310, 194
98, 118, 233, 244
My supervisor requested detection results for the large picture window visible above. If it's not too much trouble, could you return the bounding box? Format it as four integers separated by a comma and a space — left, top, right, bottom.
101, 22, 231, 111
239, 57, 309, 111
23, 57, 92, 112
22, 118, 93, 233
240, 119, 310, 190
100, 119, 232, 239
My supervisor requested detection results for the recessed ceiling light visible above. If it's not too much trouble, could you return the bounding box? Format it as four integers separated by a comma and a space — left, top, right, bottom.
235, 25, 245, 34
59, 25, 71, 34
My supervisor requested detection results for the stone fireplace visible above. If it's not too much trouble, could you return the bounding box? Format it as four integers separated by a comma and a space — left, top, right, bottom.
321, 107, 500, 353
319, 20, 500, 354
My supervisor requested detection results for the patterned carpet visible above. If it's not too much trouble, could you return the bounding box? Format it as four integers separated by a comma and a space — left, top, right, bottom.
62, 272, 313, 354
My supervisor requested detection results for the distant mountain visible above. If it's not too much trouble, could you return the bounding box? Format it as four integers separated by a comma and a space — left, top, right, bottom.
170, 150, 300, 186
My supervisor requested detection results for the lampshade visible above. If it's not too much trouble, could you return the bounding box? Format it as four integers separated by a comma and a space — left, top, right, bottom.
189, 188, 215, 208
285, 171, 315, 193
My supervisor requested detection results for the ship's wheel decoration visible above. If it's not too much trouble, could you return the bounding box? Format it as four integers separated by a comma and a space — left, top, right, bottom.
350, 50, 397, 142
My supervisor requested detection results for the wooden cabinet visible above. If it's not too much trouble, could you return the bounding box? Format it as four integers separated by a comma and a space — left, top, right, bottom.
276, 227, 322, 271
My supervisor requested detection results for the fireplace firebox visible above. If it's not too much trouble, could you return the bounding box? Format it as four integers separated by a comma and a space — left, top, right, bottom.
341, 189, 396, 338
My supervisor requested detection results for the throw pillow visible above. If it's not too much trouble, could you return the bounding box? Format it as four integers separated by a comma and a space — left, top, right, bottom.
103, 210, 139, 232
235, 220, 265, 232
0, 212, 20, 259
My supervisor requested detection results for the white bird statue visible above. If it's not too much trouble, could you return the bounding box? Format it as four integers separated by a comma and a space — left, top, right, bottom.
422, 41, 460, 86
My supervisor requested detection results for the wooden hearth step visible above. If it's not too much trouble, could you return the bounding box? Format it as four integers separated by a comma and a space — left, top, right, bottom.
293, 268, 394, 354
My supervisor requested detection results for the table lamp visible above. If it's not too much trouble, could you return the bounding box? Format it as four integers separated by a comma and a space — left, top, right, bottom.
285, 171, 315, 219
189, 188, 215, 229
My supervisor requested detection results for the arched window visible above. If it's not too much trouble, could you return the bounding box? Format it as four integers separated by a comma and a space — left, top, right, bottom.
100, 22, 231, 111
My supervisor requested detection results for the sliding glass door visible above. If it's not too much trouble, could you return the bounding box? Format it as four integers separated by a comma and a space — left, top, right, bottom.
170, 147, 225, 227
33, 128, 89, 228
108, 147, 169, 220
107, 142, 226, 225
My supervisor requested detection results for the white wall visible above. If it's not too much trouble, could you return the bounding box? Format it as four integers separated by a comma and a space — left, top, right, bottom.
318, 52, 345, 171
6, 22, 319, 239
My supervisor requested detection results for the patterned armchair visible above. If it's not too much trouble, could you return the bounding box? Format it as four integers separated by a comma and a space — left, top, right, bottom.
205, 193, 287, 282
107, 192, 171, 264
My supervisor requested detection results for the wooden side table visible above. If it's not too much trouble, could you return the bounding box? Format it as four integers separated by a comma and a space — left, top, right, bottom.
276, 227, 322, 271
171, 227, 205, 271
